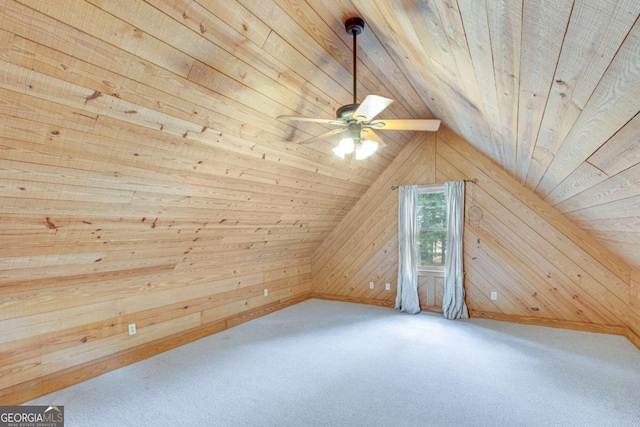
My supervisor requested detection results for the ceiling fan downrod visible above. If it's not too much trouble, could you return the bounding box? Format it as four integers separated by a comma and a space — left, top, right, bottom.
276, 15, 440, 151
345, 17, 364, 108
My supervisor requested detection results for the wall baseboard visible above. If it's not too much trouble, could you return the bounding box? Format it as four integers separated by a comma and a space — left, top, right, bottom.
311, 297, 639, 351
0, 294, 310, 405
626, 328, 640, 350
312, 293, 394, 308
311, 293, 444, 314
5, 294, 636, 405
469, 310, 640, 346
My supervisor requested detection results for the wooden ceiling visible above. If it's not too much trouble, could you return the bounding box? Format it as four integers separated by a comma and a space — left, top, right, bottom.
1, 0, 639, 273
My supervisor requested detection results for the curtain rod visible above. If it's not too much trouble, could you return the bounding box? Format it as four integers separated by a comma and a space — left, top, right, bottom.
390, 178, 477, 191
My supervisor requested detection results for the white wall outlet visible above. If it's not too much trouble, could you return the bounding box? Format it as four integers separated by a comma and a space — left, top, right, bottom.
385, 283, 391, 291
491, 291, 498, 301
369, 281, 374, 289
263, 288, 268, 297
128, 323, 137, 335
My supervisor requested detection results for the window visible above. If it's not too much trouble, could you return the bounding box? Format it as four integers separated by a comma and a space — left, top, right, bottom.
416, 185, 447, 269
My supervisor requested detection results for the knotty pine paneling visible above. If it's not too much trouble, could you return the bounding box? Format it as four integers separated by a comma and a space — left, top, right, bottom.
525, 0, 639, 191
516, 0, 572, 181
2, 0, 640, 403
0, 292, 309, 405
2, 0, 638, 280
1, 0, 371, 401
312, 133, 436, 303
534, 14, 640, 197
438, 128, 631, 328
313, 128, 636, 339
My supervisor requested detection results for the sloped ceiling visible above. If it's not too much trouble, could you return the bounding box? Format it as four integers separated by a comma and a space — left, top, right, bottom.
1, 0, 639, 272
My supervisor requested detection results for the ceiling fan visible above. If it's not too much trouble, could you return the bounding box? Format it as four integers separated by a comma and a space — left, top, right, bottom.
278, 17, 440, 160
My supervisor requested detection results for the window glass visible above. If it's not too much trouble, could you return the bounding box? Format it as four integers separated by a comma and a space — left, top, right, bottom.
416, 190, 447, 267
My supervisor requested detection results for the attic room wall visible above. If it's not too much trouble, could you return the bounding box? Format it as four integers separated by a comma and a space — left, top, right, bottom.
312, 133, 436, 306
0, 0, 381, 405
313, 128, 639, 346
0, 128, 315, 406
0, 52, 318, 407
0, 184, 313, 406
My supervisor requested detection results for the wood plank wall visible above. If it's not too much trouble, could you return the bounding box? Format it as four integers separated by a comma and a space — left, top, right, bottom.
1, 0, 637, 407
0, 0, 340, 400
312, 133, 436, 306
0, 0, 393, 404
313, 128, 639, 344
0, 257, 311, 405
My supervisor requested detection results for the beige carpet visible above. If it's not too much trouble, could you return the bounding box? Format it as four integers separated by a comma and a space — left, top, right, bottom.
29, 299, 640, 426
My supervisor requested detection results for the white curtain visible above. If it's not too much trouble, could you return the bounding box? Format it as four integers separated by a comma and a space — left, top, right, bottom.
443, 181, 469, 319
395, 185, 420, 314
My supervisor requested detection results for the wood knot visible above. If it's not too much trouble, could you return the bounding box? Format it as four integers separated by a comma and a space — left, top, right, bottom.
45, 217, 58, 229
84, 91, 102, 104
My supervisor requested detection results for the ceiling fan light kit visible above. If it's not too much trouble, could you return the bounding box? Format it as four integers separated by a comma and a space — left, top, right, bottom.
355, 139, 379, 160
278, 17, 441, 161
332, 137, 379, 160
332, 138, 355, 159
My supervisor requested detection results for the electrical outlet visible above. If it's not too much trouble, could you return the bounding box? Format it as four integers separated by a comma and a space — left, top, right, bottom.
263, 288, 268, 297
491, 291, 497, 301
385, 283, 391, 291
128, 323, 136, 336
369, 281, 374, 289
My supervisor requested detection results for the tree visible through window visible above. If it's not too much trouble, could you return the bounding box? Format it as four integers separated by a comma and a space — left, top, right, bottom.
417, 187, 447, 268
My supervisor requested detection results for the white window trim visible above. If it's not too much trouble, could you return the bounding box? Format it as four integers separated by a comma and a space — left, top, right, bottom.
417, 266, 445, 276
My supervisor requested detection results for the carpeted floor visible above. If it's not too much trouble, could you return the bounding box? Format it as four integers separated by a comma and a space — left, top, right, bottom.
28, 299, 640, 426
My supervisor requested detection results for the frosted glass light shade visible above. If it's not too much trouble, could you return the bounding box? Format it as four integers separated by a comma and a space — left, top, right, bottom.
355, 140, 378, 160
332, 138, 355, 159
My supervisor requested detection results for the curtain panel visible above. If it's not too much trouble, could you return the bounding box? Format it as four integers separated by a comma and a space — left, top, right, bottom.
395, 185, 420, 314
442, 180, 469, 319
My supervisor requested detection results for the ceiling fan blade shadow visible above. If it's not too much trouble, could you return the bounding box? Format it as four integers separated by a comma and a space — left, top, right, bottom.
361, 128, 386, 148
278, 115, 346, 125
297, 127, 349, 145
353, 95, 394, 121
367, 119, 441, 131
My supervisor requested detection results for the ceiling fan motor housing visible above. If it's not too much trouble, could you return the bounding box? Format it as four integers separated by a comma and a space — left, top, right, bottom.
336, 103, 360, 120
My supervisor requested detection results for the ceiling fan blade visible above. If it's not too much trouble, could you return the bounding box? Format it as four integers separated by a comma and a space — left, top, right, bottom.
361, 128, 386, 148
353, 95, 394, 121
278, 115, 346, 125
367, 119, 441, 131
296, 127, 349, 145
